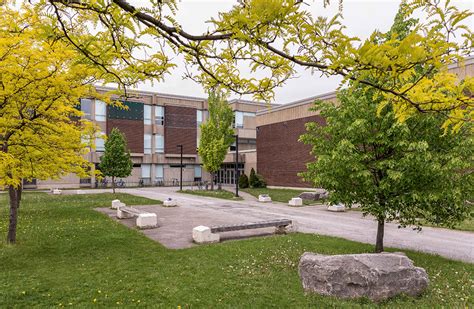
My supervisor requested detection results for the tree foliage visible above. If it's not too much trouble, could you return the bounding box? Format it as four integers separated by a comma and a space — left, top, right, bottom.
300, 87, 473, 252
249, 168, 267, 188
38, 0, 473, 130
0, 4, 109, 243
99, 128, 133, 194
300, 7, 473, 252
197, 89, 234, 190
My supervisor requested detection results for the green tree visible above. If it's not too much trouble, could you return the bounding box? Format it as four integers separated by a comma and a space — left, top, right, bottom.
99, 128, 133, 194
43, 0, 473, 130
198, 90, 235, 190
300, 86, 473, 252
239, 172, 249, 189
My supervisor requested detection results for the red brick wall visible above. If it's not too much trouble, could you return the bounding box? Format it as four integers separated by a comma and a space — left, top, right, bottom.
107, 119, 144, 153
165, 105, 197, 154
256, 115, 325, 187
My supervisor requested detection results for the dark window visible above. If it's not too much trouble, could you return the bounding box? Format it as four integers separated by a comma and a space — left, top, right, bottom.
108, 101, 144, 120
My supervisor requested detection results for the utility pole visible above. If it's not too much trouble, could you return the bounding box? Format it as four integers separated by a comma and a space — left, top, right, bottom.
233, 134, 239, 197
177, 144, 183, 191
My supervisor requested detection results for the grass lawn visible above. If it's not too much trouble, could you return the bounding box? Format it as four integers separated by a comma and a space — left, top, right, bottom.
0, 193, 473, 307
242, 187, 325, 205
180, 189, 243, 200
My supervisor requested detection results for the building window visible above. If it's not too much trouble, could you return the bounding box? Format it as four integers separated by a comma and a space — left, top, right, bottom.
80, 99, 93, 120
95, 132, 105, 152
194, 165, 202, 178
234, 111, 255, 128
155, 164, 164, 180
197, 110, 203, 126
144, 134, 152, 154
155, 106, 164, 125
155, 135, 164, 153
144, 105, 152, 125
141, 164, 151, 178
95, 100, 107, 121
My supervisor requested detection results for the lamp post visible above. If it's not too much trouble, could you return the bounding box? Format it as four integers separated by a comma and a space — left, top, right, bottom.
177, 144, 183, 191
233, 134, 239, 197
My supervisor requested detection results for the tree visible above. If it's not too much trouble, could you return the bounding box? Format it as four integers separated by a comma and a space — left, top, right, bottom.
99, 128, 133, 194
300, 6, 473, 252
41, 0, 473, 130
249, 168, 258, 188
300, 87, 473, 253
198, 89, 234, 190
239, 172, 249, 189
0, 5, 106, 243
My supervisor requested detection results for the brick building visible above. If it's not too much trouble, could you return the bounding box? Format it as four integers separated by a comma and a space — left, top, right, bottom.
256, 57, 474, 187
31, 88, 274, 189
26, 57, 473, 189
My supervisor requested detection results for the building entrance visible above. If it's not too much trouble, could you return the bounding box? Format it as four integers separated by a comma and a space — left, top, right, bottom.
216, 163, 244, 185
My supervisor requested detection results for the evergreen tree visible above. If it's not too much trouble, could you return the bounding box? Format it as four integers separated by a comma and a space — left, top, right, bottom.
239, 173, 249, 189
99, 128, 133, 194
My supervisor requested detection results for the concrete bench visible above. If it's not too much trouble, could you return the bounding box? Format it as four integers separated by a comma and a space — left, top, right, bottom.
116, 206, 157, 229
193, 219, 292, 244
52, 189, 62, 195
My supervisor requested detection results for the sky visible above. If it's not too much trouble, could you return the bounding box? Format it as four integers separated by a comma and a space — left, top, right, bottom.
132, 0, 473, 105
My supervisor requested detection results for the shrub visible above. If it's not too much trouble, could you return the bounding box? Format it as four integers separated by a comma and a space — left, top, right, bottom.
239, 173, 249, 188
255, 174, 267, 188
249, 168, 258, 187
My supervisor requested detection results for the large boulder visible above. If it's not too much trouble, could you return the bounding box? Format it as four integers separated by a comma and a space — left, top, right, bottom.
298, 252, 429, 301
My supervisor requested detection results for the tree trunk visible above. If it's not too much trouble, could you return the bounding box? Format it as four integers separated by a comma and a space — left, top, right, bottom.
375, 218, 385, 253
210, 173, 214, 191
112, 176, 116, 194
7, 185, 21, 244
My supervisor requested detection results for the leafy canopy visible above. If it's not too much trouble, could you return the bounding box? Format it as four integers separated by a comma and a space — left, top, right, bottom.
300, 86, 473, 230
0, 4, 106, 189
198, 90, 235, 175
36, 0, 474, 130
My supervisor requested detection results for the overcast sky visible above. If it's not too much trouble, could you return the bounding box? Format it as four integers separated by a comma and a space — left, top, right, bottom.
134, 0, 473, 104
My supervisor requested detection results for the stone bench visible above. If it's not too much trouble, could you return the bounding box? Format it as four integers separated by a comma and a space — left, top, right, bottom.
116, 206, 157, 229
193, 219, 292, 244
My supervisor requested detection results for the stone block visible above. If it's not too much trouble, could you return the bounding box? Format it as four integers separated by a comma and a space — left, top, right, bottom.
137, 213, 157, 229
163, 198, 177, 207
258, 194, 272, 203
192, 225, 220, 244
298, 252, 429, 301
116, 207, 134, 219
52, 189, 62, 195
288, 197, 303, 206
327, 203, 346, 212
111, 199, 126, 209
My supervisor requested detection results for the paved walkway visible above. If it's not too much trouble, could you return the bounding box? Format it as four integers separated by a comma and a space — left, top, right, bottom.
90, 187, 473, 263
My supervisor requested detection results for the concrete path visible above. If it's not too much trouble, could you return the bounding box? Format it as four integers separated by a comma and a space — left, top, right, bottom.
87, 187, 473, 263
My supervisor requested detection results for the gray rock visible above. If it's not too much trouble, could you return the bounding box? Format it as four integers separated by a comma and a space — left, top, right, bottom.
298, 252, 429, 301
298, 192, 320, 201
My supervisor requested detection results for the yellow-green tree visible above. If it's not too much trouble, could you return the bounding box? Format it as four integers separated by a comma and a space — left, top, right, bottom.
41, 0, 473, 130
0, 5, 104, 244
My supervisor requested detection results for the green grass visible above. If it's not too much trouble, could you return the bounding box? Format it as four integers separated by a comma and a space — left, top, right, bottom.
242, 187, 324, 205
180, 189, 243, 200
0, 193, 473, 307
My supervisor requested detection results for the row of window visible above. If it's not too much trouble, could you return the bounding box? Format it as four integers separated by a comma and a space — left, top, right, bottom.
81, 99, 207, 127
81, 99, 256, 129
141, 164, 202, 179
144, 134, 164, 154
